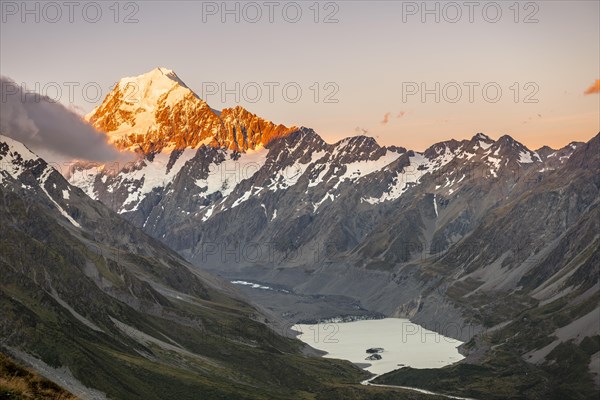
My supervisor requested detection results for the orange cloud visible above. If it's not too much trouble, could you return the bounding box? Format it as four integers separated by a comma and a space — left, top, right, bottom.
584, 79, 600, 95
381, 112, 392, 124
397, 111, 406, 118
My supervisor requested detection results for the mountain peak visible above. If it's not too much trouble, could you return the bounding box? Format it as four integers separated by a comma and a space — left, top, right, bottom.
497, 134, 517, 145
87, 69, 295, 154
472, 132, 492, 141
119, 66, 185, 87
0, 134, 48, 188
153, 66, 175, 75
140, 66, 176, 78
86, 67, 200, 150
0, 134, 39, 163
114, 66, 191, 99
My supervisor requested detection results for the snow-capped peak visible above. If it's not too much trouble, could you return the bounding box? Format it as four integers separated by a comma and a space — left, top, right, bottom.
86, 67, 205, 150
153, 66, 176, 76
0, 134, 39, 163
86, 68, 295, 154
114, 67, 193, 108
116, 67, 188, 91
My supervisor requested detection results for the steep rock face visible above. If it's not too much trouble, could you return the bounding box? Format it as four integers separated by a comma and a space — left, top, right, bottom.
86, 67, 294, 153
218, 105, 293, 151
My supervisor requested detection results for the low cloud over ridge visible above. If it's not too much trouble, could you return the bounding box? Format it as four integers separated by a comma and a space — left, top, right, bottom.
0, 76, 122, 162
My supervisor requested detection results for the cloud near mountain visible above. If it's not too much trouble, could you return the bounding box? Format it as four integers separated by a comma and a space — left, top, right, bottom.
0, 76, 124, 162
381, 112, 392, 124
583, 79, 600, 95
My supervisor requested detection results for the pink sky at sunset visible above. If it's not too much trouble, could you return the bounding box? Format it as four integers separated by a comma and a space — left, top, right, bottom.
2, 1, 598, 152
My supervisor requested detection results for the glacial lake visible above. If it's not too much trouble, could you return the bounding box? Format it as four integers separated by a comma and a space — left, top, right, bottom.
293, 318, 464, 376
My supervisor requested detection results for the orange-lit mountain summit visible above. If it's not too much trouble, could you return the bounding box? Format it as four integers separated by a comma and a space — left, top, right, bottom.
86, 67, 294, 154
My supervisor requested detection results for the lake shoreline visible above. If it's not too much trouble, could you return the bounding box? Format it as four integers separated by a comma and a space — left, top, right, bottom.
293, 317, 464, 376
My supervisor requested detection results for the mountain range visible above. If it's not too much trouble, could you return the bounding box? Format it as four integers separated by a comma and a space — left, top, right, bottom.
1, 133, 439, 400
1, 67, 598, 399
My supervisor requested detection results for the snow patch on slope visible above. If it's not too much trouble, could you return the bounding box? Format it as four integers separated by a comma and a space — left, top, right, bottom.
120, 149, 197, 212
195, 146, 268, 198
363, 151, 453, 205
39, 167, 81, 228
0, 134, 39, 182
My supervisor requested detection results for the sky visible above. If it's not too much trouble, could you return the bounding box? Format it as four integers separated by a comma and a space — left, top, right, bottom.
1, 0, 599, 152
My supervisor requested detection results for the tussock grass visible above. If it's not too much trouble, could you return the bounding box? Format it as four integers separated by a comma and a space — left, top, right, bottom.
0, 352, 77, 400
